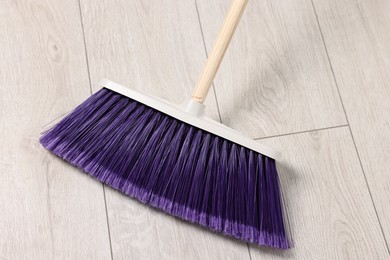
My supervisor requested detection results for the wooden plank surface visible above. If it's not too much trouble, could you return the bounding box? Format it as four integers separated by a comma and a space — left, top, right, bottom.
79, 0, 250, 259
252, 127, 389, 259
0, 0, 111, 259
312, 0, 390, 249
196, 0, 347, 138
1, 0, 390, 259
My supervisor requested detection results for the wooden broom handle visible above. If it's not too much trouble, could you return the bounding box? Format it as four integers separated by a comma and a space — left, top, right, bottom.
192, 0, 248, 103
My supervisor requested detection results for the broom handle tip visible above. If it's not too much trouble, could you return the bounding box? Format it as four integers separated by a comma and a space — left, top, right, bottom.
192, 0, 248, 103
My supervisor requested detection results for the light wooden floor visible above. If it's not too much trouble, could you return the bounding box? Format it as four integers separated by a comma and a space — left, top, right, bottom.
1, 0, 389, 259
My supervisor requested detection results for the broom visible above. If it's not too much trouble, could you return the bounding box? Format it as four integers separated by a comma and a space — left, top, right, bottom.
40, 0, 290, 249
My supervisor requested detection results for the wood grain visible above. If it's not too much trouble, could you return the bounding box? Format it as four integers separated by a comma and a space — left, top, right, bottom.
0, 0, 111, 259
196, 0, 347, 138
312, 0, 390, 249
79, 0, 250, 259
251, 127, 389, 259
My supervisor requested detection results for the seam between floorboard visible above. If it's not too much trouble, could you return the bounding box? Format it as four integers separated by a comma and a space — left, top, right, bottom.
103, 186, 115, 260
309, 0, 390, 255
77, 0, 93, 95
194, 0, 223, 124
254, 124, 349, 140
76, 0, 114, 259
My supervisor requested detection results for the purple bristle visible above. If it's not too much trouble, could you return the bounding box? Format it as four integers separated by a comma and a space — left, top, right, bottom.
40, 88, 290, 249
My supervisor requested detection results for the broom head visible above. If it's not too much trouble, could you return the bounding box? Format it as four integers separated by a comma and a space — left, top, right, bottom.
40, 79, 290, 249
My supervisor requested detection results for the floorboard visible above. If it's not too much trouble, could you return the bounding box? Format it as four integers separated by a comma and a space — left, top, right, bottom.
0, 0, 111, 259
312, 0, 390, 250
251, 127, 389, 259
